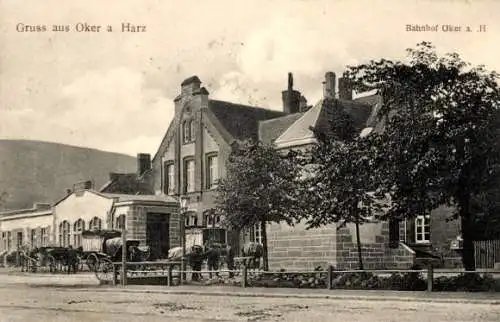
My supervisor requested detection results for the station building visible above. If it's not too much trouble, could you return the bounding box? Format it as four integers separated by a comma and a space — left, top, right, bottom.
0, 71, 464, 270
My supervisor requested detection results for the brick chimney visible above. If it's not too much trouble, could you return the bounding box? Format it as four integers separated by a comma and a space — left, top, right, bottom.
281, 72, 301, 114
299, 95, 308, 112
323, 72, 336, 99
338, 77, 353, 100
83, 180, 93, 190
73, 180, 93, 191
137, 153, 151, 176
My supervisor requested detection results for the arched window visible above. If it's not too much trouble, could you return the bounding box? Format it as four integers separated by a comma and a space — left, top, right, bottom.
73, 219, 85, 247
89, 217, 102, 231
182, 120, 191, 143
182, 119, 195, 144
59, 221, 70, 247
116, 215, 126, 230
190, 119, 196, 140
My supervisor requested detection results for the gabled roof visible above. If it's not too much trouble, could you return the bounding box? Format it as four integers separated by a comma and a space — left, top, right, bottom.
259, 113, 304, 145
355, 94, 385, 133
99, 173, 152, 195
274, 98, 376, 149
208, 100, 286, 141
274, 99, 324, 148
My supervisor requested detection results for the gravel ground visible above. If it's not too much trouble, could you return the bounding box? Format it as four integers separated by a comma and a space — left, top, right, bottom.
0, 282, 499, 322
0, 269, 499, 321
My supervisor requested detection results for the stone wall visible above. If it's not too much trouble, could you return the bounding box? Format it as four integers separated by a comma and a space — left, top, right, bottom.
267, 222, 337, 270
334, 222, 415, 270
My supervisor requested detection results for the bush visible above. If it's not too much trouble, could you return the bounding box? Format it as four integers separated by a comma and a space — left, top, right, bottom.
378, 272, 427, 291
243, 267, 500, 292
248, 267, 327, 289
433, 273, 500, 292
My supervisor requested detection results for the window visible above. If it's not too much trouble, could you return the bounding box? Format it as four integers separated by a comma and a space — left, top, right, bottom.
185, 213, 198, 228
164, 162, 175, 195
59, 221, 70, 247
73, 219, 85, 247
183, 119, 195, 143
116, 214, 126, 230
40, 227, 49, 247
249, 222, 263, 244
206, 154, 219, 189
2, 232, 6, 251
205, 213, 221, 227
190, 120, 196, 141
31, 229, 37, 247
415, 215, 430, 243
184, 159, 195, 193
7, 232, 12, 250
89, 217, 102, 230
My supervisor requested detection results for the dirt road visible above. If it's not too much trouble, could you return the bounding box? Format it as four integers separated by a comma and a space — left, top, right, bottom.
0, 282, 499, 322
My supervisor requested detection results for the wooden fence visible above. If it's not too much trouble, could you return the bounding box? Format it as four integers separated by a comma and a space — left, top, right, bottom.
474, 240, 500, 269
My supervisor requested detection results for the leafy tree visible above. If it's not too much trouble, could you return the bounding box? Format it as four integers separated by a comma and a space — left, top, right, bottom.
215, 140, 302, 271
345, 42, 500, 270
297, 99, 386, 270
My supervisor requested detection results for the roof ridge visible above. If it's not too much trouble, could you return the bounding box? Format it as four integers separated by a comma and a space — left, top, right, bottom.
259, 112, 304, 124
208, 99, 284, 114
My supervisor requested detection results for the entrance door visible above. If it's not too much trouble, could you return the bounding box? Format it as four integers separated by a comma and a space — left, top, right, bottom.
146, 213, 170, 259
16, 232, 23, 248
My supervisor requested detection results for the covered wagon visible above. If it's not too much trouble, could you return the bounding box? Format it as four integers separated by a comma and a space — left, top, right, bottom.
81, 229, 150, 281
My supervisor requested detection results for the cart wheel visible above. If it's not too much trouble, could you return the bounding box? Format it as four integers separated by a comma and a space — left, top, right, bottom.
95, 258, 114, 282
48, 255, 56, 273
75, 256, 84, 272
86, 254, 98, 272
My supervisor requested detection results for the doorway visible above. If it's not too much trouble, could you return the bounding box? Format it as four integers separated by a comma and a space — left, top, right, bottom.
16, 232, 23, 248
146, 213, 170, 259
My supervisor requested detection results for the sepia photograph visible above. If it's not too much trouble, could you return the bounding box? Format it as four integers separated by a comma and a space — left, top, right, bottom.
1, 0, 500, 321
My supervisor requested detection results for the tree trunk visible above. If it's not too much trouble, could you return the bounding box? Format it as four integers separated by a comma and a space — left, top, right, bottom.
260, 220, 269, 271
459, 193, 476, 271
355, 220, 364, 270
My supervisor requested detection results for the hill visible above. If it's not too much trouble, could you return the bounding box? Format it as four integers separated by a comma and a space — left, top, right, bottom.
0, 140, 137, 211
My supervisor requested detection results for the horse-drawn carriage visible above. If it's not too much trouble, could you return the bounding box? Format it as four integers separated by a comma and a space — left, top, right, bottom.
81, 229, 151, 281
36, 246, 75, 273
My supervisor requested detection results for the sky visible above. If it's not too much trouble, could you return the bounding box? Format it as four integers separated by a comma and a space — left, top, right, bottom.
1, 0, 499, 156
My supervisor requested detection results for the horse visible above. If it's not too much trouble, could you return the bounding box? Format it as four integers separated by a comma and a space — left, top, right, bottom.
168, 245, 205, 281
241, 242, 263, 269
204, 243, 235, 274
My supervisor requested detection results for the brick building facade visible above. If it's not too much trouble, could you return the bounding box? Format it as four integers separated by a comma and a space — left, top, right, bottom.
0, 70, 466, 269
146, 71, 462, 269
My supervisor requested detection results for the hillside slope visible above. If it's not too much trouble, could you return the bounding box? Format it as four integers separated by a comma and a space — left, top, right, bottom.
0, 140, 137, 211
